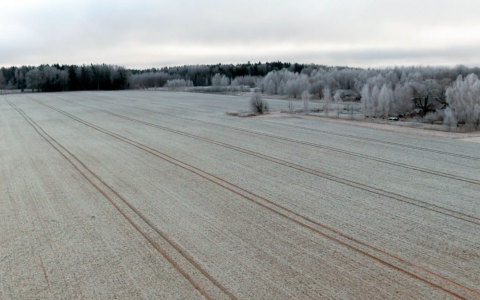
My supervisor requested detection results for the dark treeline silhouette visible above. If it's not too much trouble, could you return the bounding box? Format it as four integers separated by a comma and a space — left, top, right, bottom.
0, 61, 321, 92
0, 64, 129, 92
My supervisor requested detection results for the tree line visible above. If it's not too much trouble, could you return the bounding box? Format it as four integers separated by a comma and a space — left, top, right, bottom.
128, 61, 309, 89
1, 61, 480, 129
251, 65, 480, 129
127, 63, 480, 130
0, 61, 319, 92
0, 64, 129, 92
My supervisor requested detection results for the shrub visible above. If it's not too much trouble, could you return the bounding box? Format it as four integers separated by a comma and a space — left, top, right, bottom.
423, 112, 443, 124
250, 93, 268, 114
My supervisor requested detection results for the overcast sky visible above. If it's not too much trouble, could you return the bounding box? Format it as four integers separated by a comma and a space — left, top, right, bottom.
1, 0, 480, 69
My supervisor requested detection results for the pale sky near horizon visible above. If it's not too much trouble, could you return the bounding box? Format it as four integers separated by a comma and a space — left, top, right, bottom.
1, 0, 480, 69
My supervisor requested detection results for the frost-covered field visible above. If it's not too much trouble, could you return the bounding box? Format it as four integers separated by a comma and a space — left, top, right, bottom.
1, 91, 480, 299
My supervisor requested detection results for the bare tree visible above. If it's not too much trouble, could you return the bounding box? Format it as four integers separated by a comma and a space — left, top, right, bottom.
410, 80, 440, 116
344, 103, 356, 119
435, 78, 451, 109
288, 101, 294, 114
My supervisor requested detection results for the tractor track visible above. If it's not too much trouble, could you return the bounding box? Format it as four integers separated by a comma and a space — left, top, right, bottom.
86, 92, 480, 162
5, 98, 236, 300
82, 96, 480, 184
23, 97, 480, 299
52, 96, 480, 227
266, 119, 480, 161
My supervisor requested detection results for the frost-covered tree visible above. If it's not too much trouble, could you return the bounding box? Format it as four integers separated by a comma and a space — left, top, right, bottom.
309, 69, 327, 97
296, 74, 310, 96
443, 107, 457, 128
371, 85, 380, 118
211, 73, 229, 87
26, 68, 44, 92
323, 86, 332, 116
334, 90, 342, 118
253, 77, 264, 92
446, 74, 480, 129
378, 84, 393, 119
302, 91, 310, 113
266, 79, 276, 94
474, 104, 480, 130
221, 75, 230, 86
250, 93, 268, 114
231, 75, 257, 88
393, 84, 413, 116
283, 74, 309, 98
41, 66, 69, 91
360, 84, 371, 119
165, 79, 193, 90
129, 71, 170, 89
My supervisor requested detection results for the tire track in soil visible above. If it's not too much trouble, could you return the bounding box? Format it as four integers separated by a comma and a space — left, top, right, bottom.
26, 97, 480, 299
77, 96, 480, 184
56, 96, 480, 226
39, 256, 49, 286
265, 120, 480, 161
86, 93, 480, 161
5, 98, 235, 300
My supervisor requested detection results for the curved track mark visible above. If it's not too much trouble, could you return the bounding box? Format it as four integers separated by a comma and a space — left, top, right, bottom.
6, 98, 235, 300
25, 97, 480, 299
55, 97, 480, 226
86, 93, 480, 161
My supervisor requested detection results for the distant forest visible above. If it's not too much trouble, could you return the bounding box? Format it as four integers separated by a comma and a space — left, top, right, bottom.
1, 61, 480, 129
0, 62, 310, 92
2, 62, 479, 96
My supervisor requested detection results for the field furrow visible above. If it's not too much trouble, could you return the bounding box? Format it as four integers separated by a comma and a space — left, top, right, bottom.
1, 91, 479, 299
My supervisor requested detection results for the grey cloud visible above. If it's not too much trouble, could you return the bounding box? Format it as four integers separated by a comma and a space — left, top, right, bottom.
131, 45, 480, 69
1, 0, 480, 67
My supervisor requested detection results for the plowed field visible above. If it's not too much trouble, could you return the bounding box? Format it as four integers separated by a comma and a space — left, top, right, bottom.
1, 91, 479, 299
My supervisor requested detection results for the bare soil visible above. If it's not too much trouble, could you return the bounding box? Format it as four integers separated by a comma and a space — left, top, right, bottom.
1, 91, 479, 299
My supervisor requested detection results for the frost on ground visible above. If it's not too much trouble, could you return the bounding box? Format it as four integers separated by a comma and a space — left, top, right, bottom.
1, 91, 479, 299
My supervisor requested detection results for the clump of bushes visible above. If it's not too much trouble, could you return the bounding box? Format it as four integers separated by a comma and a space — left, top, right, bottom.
422, 112, 443, 124
250, 93, 268, 114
